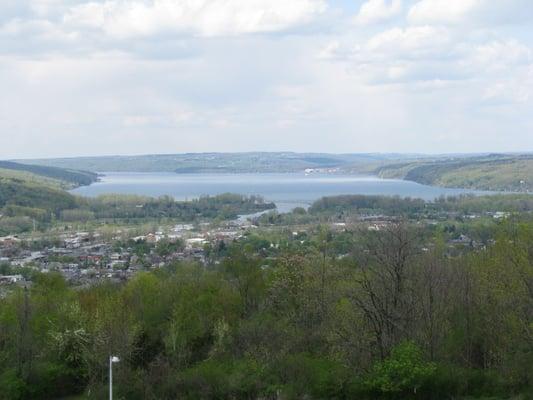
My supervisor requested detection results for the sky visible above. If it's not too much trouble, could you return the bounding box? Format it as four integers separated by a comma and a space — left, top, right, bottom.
1, 0, 533, 158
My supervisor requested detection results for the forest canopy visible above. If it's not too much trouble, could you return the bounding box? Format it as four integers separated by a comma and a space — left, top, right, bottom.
2, 222, 533, 399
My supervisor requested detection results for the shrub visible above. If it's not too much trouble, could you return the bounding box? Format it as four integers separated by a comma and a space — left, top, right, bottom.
365, 342, 436, 399
0, 369, 27, 400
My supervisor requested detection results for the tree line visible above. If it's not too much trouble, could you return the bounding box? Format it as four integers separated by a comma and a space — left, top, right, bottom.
0, 187, 274, 235
256, 194, 533, 226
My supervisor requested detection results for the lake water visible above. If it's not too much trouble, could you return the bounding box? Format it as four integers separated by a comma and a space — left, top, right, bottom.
71, 172, 490, 213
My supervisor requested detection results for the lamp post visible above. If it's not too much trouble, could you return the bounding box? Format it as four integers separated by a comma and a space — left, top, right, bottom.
109, 355, 120, 400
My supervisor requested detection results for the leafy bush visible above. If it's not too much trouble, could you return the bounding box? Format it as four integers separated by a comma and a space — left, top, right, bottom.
0, 369, 27, 400
365, 342, 436, 398
277, 354, 348, 399
178, 359, 265, 399
26, 362, 83, 399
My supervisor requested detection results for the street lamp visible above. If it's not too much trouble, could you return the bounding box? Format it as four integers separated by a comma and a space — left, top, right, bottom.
109, 355, 120, 400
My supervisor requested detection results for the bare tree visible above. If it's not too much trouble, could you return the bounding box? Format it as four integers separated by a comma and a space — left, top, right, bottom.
351, 222, 419, 359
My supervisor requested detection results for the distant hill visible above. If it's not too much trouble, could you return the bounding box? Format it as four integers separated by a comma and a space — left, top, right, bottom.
0, 160, 97, 188
376, 154, 533, 192
0, 162, 97, 234
16, 152, 416, 173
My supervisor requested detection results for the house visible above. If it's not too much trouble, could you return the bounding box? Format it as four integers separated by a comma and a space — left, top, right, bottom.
174, 224, 194, 232
146, 233, 162, 244
64, 238, 81, 248
186, 238, 207, 248
493, 212, 510, 220
451, 234, 473, 246
0, 275, 24, 284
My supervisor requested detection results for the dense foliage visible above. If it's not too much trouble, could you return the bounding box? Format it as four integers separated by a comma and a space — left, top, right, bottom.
257, 194, 533, 227
309, 195, 426, 215
75, 193, 274, 221
0, 179, 77, 215
0, 180, 274, 235
3, 221, 533, 399
310, 193, 533, 214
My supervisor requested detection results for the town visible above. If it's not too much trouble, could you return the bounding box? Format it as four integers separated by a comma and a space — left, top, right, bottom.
0, 218, 253, 292
0, 200, 513, 297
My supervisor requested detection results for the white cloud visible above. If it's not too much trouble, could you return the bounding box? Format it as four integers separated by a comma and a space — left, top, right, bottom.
122, 109, 194, 127
63, 0, 327, 38
408, 0, 481, 25
366, 25, 451, 55
469, 41, 533, 105
323, 22, 533, 94
469, 40, 532, 71
408, 0, 533, 26
355, 0, 402, 25
330, 26, 458, 84
482, 79, 531, 105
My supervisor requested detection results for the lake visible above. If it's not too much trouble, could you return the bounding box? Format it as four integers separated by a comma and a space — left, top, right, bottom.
71, 172, 489, 213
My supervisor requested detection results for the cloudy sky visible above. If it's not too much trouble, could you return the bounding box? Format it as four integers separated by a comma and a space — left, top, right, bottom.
1, 0, 533, 158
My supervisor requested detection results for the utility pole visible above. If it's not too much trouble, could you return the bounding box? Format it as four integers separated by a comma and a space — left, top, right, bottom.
109, 355, 120, 400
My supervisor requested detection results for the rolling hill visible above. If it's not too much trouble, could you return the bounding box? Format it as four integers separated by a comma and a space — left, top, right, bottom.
0, 160, 97, 188
0, 162, 96, 234
376, 154, 533, 192
0, 176, 76, 214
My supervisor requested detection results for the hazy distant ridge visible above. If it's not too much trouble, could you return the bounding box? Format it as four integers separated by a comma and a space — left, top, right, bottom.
17, 152, 406, 173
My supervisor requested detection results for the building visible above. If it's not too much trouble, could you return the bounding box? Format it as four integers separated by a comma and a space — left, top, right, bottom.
0, 275, 24, 284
